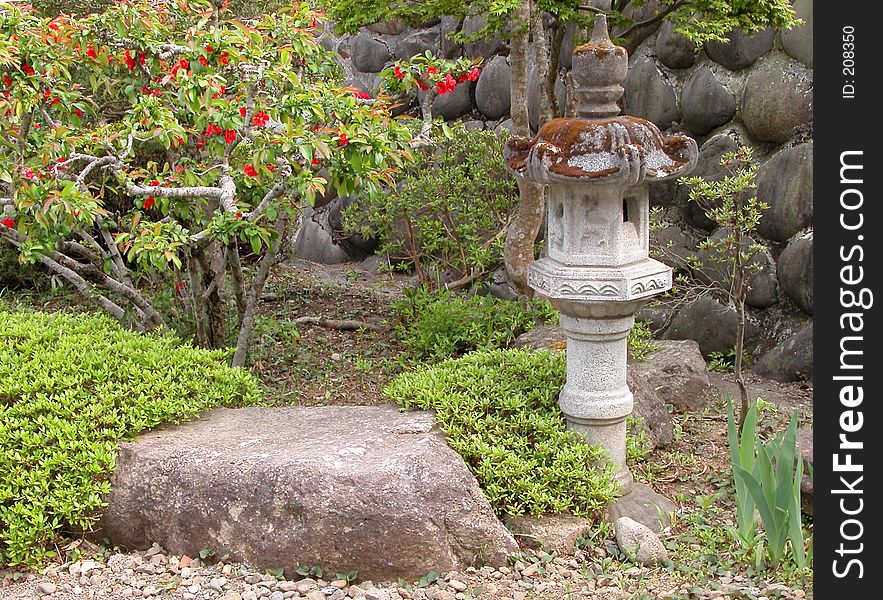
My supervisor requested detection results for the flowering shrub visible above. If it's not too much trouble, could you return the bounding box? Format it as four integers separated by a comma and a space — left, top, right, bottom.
0, 0, 413, 363
379, 51, 481, 137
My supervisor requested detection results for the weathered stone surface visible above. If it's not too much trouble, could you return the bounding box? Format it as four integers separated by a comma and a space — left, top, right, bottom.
621, 57, 680, 130
609, 484, 678, 534
100, 406, 519, 581
475, 56, 511, 119
505, 514, 592, 555
558, 22, 578, 70
419, 81, 474, 120
351, 34, 391, 73
680, 66, 736, 136
704, 28, 775, 71
651, 224, 693, 270
656, 21, 696, 69
513, 325, 566, 350
291, 205, 350, 264
637, 304, 674, 334
797, 428, 813, 515
757, 142, 813, 242
327, 196, 379, 259
696, 228, 779, 309
613, 516, 669, 565
782, 0, 813, 67
440, 16, 463, 58
753, 322, 813, 383
627, 370, 674, 449
741, 54, 813, 144
367, 20, 405, 36
778, 234, 813, 314
394, 30, 440, 61
663, 296, 758, 358
679, 133, 740, 229
629, 339, 717, 413
462, 13, 505, 59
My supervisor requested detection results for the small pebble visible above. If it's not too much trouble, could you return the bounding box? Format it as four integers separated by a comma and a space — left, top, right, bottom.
37, 582, 58, 595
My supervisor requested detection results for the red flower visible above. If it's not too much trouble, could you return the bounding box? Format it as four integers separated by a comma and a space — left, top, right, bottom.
138, 51, 146, 66
243, 164, 258, 177
175, 165, 184, 173
252, 111, 269, 127
21, 64, 35, 76
205, 45, 214, 53
266, 163, 275, 172
49, 95, 60, 105
311, 157, 320, 166
124, 49, 136, 70
352, 89, 370, 99
235, 212, 243, 219
74, 108, 83, 118
22, 167, 36, 180
417, 80, 429, 91
149, 179, 160, 186
85, 46, 97, 59
198, 56, 209, 67
196, 138, 206, 150
205, 123, 223, 136
48, 22, 59, 31
239, 106, 247, 118
467, 67, 480, 81
179, 58, 189, 70
219, 53, 230, 66
0, 217, 14, 228
42, 89, 52, 101
436, 73, 456, 95
337, 130, 349, 145
143, 197, 155, 209
426, 66, 437, 75
224, 129, 237, 144
393, 65, 404, 80
2, 75, 11, 87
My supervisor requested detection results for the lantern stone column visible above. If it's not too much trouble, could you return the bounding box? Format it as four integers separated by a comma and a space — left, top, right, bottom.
505, 15, 698, 526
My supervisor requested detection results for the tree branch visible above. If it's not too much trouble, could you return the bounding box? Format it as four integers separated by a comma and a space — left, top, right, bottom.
617, 0, 686, 40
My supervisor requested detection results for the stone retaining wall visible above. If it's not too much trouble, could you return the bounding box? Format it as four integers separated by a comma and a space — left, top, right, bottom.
314, 1, 814, 383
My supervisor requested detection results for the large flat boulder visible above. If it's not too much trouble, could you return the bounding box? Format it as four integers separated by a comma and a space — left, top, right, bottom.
99, 406, 519, 581
630, 339, 718, 413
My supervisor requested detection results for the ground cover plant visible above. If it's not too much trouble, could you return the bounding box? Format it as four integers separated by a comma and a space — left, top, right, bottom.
0, 309, 262, 567
383, 348, 619, 516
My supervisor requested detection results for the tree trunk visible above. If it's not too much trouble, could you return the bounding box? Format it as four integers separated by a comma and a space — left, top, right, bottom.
503, 0, 545, 297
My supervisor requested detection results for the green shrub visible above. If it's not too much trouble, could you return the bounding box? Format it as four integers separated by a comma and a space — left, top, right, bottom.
384, 348, 618, 516
392, 286, 557, 361
0, 310, 263, 567
627, 320, 659, 362
343, 123, 518, 287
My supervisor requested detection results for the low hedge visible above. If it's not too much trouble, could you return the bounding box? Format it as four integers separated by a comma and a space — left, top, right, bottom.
383, 348, 618, 517
0, 310, 263, 567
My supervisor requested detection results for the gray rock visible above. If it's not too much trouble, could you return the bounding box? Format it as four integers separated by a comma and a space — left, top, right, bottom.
291, 205, 350, 265
99, 406, 519, 581
37, 582, 58, 595
663, 297, 752, 358
679, 133, 740, 229
475, 56, 511, 120
777, 234, 813, 314
680, 66, 736, 136
513, 325, 566, 350
367, 20, 405, 36
741, 54, 813, 144
753, 322, 813, 383
636, 304, 674, 335
440, 16, 463, 59
627, 370, 674, 448
695, 228, 779, 309
609, 483, 678, 534
781, 0, 813, 67
650, 224, 694, 270
462, 120, 485, 131
494, 118, 513, 133
558, 22, 578, 70
462, 13, 505, 59
757, 142, 813, 242
621, 57, 680, 130
505, 514, 592, 555
419, 81, 473, 120
351, 34, 391, 73
655, 21, 696, 69
704, 28, 775, 71
613, 516, 669, 565
629, 339, 717, 413
394, 30, 440, 61
327, 195, 379, 259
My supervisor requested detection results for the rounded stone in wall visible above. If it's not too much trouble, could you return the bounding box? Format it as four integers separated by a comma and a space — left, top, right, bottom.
753, 322, 813, 382
440, 16, 464, 58
418, 81, 474, 120
462, 13, 505, 59
475, 55, 511, 120
741, 54, 813, 144
351, 34, 391, 73
558, 22, 578, 70
756, 142, 813, 242
656, 21, 696, 69
680, 66, 736, 136
395, 30, 441, 61
678, 133, 740, 230
696, 228, 779, 309
663, 296, 759, 357
778, 234, 813, 315
782, 0, 813, 67
704, 28, 775, 71
621, 57, 680, 130
367, 20, 406, 36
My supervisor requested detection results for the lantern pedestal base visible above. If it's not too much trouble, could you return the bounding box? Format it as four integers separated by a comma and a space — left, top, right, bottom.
607, 482, 678, 533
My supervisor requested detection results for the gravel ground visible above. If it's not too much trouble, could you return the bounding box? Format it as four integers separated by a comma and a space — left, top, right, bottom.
0, 543, 810, 600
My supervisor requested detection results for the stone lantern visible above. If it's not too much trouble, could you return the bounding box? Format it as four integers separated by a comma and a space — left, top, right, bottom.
505, 16, 698, 520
